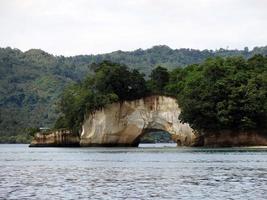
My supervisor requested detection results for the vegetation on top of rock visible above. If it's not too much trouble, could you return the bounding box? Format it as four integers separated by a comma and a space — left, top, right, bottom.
54, 61, 149, 133
168, 55, 267, 133
55, 55, 267, 135
147, 66, 170, 94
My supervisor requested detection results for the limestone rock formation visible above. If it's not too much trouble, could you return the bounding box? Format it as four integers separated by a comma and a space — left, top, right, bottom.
29, 129, 80, 147
80, 95, 199, 147
30, 95, 267, 147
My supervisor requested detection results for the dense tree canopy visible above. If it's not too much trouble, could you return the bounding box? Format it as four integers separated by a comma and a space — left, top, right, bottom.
1, 46, 267, 142
55, 61, 148, 133
147, 66, 170, 93
55, 55, 267, 135
170, 55, 267, 133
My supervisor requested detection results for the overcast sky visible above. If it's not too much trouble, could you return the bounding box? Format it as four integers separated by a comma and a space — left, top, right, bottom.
0, 0, 266, 56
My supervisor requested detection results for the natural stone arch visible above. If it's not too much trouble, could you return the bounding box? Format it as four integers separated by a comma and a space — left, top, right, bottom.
30, 95, 267, 147
30, 96, 267, 147
80, 95, 200, 147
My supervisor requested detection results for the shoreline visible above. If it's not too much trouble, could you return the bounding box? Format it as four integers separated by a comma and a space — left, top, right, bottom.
1, 143, 267, 149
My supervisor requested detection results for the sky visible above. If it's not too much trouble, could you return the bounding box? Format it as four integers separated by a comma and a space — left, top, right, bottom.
0, 0, 266, 56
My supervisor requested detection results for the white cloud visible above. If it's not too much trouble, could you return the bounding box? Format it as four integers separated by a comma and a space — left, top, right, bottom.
0, 0, 266, 55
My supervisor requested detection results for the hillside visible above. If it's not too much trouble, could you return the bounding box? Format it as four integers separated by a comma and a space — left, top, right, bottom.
0, 45, 267, 142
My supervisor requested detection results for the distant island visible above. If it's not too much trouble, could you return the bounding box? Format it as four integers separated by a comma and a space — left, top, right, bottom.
30, 55, 267, 147
0, 45, 267, 144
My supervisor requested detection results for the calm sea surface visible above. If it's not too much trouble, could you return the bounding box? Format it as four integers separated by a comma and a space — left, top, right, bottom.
0, 144, 266, 200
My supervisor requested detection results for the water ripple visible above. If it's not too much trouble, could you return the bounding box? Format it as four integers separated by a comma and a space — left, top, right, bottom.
0, 144, 267, 199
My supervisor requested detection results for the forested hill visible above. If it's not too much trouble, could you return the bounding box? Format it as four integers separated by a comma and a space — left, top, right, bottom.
0, 45, 267, 142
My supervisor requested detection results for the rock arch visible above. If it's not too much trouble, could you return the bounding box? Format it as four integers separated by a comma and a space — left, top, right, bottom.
30, 95, 267, 147
80, 95, 200, 147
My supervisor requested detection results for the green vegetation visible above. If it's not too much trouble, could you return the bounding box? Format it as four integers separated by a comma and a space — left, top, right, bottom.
55, 61, 147, 133
168, 55, 267, 133
0, 127, 37, 143
56, 55, 267, 135
147, 66, 170, 93
0, 45, 267, 142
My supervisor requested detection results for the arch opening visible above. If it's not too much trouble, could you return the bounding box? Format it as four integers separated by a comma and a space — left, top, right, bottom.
134, 128, 177, 147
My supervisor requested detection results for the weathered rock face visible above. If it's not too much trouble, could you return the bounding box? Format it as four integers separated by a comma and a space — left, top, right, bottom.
202, 131, 267, 147
80, 95, 199, 147
29, 129, 80, 147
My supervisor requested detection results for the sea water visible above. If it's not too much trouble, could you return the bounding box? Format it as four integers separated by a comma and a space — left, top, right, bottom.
0, 144, 266, 199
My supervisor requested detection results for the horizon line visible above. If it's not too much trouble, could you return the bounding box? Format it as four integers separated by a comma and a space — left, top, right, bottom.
1, 44, 266, 57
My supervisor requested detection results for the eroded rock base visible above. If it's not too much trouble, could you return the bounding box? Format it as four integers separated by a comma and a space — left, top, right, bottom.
29, 129, 80, 147
201, 131, 267, 147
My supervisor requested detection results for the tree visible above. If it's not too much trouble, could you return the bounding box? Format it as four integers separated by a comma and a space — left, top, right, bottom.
176, 55, 267, 133
94, 62, 147, 100
149, 66, 170, 93
54, 61, 148, 133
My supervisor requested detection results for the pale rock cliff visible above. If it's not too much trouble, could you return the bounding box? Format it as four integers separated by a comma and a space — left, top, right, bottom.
80, 95, 199, 147
29, 129, 79, 147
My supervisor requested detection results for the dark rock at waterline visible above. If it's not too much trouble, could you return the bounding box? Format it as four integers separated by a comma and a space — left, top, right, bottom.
29, 129, 80, 147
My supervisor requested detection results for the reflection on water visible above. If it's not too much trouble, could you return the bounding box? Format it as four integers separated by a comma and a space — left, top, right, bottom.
0, 144, 266, 199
